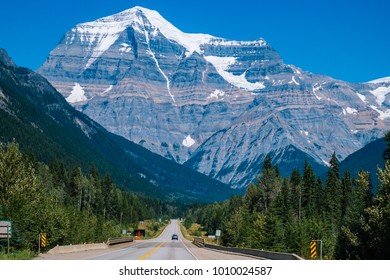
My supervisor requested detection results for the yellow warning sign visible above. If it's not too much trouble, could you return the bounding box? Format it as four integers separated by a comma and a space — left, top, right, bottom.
310, 241, 317, 259
40, 234, 47, 248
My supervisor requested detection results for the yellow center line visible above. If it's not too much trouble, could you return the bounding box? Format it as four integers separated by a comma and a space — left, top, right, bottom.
137, 242, 165, 260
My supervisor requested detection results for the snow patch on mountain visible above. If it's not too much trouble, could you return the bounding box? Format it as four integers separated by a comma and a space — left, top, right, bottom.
343, 107, 358, 115
209, 38, 267, 47
75, 21, 127, 69
119, 43, 132, 53
312, 84, 323, 100
370, 105, 390, 120
182, 135, 195, 147
370, 86, 390, 106
102, 85, 113, 95
290, 76, 299, 85
208, 89, 225, 99
66, 83, 87, 103
205, 56, 265, 91
136, 7, 213, 57
369, 77, 390, 84
346, 107, 358, 114
356, 92, 367, 103
144, 28, 176, 104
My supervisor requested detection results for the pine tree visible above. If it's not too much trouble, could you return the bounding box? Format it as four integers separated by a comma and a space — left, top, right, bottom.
341, 171, 352, 221
290, 168, 302, 220
315, 177, 323, 214
222, 208, 245, 247
324, 153, 342, 226
248, 211, 266, 249
0, 142, 41, 248
68, 166, 84, 210
336, 170, 373, 259
280, 178, 292, 221
244, 182, 260, 213
302, 160, 317, 218
255, 155, 281, 213
383, 131, 390, 161
365, 162, 390, 258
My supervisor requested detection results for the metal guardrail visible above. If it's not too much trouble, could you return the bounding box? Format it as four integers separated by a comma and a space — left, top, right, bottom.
205, 243, 303, 260
193, 237, 303, 260
193, 237, 205, 247
107, 236, 134, 246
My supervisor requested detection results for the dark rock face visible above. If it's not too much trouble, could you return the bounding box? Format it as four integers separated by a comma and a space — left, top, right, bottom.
0, 48, 16, 68
38, 6, 390, 188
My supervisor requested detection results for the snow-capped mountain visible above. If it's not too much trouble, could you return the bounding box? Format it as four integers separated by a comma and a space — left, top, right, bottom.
38, 6, 390, 188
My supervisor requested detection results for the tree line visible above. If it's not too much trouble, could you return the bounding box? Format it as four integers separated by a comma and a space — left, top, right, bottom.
185, 137, 390, 259
0, 142, 173, 252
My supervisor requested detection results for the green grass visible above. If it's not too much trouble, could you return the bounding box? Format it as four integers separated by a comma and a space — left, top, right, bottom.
144, 220, 169, 239
0, 249, 37, 260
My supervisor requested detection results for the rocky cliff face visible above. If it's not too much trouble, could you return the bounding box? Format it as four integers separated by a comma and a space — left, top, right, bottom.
0, 48, 234, 202
38, 6, 390, 188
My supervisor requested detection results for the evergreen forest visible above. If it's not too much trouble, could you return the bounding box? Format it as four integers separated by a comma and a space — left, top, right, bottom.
184, 134, 390, 259
0, 142, 174, 253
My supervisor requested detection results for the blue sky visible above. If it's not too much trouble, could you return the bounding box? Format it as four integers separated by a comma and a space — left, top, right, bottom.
0, 0, 389, 82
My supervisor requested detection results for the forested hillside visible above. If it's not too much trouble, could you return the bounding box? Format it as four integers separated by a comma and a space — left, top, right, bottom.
0, 142, 172, 251
185, 144, 390, 259
0, 48, 236, 203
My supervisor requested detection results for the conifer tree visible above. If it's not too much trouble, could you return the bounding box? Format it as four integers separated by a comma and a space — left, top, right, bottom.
302, 160, 317, 218
382, 131, 390, 161
324, 153, 342, 226
341, 170, 352, 221
366, 162, 390, 258
336, 170, 373, 259
256, 155, 281, 213
290, 168, 301, 220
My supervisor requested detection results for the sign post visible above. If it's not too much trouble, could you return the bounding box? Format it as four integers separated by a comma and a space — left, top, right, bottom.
215, 229, 221, 245
39, 233, 47, 254
0, 220, 12, 254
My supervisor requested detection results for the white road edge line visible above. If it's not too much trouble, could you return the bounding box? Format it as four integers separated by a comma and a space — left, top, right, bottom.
88, 242, 143, 259
180, 238, 198, 260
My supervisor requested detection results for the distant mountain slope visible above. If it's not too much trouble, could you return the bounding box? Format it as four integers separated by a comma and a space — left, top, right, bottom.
0, 48, 236, 202
339, 138, 386, 191
38, 6, 390, 189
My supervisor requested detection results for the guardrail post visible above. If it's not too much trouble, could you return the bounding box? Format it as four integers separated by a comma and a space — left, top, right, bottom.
192, 237, 205, 247
107, 236, 134, 246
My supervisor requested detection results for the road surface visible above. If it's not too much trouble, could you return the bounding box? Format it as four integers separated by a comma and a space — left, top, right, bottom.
36, 219, 256, 260
89, 219, 195, 260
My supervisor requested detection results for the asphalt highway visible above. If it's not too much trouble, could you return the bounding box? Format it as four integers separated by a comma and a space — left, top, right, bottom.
89, 219, 196, 260
36, 220, 256, 260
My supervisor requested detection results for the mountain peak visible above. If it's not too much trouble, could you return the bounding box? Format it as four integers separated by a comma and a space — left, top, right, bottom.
0, 48, 16, 68
62, 6, 270, 69
91, 6, 215, 56
70, 6, 216, 68
95, 6, 162, 24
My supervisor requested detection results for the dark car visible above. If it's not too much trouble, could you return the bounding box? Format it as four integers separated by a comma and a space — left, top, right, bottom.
171, 234, 178, 240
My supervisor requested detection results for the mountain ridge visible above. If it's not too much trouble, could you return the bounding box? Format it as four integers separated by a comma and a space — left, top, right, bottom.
0, 48, 237, 202
38, 6, 390, 188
